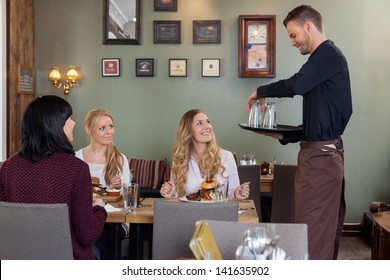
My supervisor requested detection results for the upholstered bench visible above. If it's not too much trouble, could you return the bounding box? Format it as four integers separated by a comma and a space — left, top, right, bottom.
128, 158, 171, 198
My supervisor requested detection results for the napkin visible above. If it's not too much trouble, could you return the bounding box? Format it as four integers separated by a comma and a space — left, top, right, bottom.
104, 203, 121, 212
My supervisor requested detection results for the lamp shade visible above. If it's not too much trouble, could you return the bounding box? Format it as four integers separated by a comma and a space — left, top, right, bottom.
49, 67, 61, 81
66, 66, 79, 81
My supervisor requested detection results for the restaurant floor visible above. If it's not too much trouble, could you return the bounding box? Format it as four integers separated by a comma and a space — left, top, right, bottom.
337, 236, 371, 260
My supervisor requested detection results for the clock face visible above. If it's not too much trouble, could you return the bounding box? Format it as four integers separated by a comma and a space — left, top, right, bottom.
248, 23, 267, 44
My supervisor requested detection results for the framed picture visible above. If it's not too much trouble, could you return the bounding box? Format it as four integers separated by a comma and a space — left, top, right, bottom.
202, 59, 220, 77
169, 59, 187, 77
193, 20, 221, 44
238, 15, 276, 78
136, 58, 154, 77
154, 0, 177, 12
103, 0, 141, 45
154, 21, 181, 44
102, 58, 120, 77
18, 65, 34, 95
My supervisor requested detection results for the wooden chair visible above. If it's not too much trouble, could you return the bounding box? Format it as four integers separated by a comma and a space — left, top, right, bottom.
237, 165, 262, 222
152, 200, 238, 260
271, 164, 297, 223
0, 202, 73, 260
201, 219, 308, 260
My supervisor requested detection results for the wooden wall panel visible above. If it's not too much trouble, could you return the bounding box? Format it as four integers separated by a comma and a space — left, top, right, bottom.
7, 0, 34, 157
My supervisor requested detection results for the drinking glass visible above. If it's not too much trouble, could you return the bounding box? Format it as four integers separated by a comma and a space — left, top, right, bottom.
123, 182, 138, 213
216, 183, 228, 203
248, 100, 262, 127
262, 102, 276, 128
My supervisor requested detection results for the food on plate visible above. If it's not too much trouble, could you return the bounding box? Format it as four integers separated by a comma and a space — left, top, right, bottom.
185, 179, 218, 202
186, 192, 201, 201
91, 177, 106, 196
200, 179, 218, 201
92, 176, 100, 187
106, 189, 120, 196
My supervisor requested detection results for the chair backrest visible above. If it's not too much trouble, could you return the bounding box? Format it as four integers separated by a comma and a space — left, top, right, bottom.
152, 200, 239, 260
202, 219, 308, 260
237, 165, 261, 221
271, 164, 297, 223
0, 202, 73, 260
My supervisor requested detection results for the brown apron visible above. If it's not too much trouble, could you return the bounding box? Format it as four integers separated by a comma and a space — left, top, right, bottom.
294, 137, 345, 260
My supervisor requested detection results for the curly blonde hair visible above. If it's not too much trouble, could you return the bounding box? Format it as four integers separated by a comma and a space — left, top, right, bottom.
84, 109, 123, 185
171, 109, 225, 197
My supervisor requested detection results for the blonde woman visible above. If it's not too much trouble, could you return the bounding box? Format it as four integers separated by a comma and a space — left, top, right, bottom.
76, 109, 131, 259
76, 109, 131, 189
160, 109, 249, 200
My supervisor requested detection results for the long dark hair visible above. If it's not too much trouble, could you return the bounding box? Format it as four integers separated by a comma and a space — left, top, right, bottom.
20, 95, 75, 162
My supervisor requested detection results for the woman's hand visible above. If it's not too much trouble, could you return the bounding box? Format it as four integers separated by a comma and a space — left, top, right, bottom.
160, 181, 175, 198
93, 197, 105, 207
110, 175, 122, 189
234, 182, 250, 200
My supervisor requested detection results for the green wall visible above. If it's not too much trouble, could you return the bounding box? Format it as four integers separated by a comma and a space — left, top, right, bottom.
35, 0, 390, 222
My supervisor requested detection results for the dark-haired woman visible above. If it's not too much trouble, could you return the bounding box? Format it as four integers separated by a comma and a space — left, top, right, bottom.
0, 95, 107, 260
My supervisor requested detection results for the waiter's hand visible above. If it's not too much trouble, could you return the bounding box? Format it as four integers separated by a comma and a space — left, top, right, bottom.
257, 132, 283, 139
246, 91, 266, 112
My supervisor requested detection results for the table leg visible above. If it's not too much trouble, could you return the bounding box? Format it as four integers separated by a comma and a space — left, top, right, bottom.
97, 223, 122, 260
129, 223, 143, 260
371, 222, 379, 260
112, 224, 122, 260
148, 225, 153, 260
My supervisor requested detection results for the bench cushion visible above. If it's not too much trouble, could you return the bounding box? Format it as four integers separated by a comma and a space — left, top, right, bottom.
128, 158, 167, 189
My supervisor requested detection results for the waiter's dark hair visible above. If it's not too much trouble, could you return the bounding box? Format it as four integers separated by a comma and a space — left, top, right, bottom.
283, 5, 323, 33
20, 95, 75, 162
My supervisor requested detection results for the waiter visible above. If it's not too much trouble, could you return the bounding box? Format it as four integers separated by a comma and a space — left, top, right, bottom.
245, 5, 352, 259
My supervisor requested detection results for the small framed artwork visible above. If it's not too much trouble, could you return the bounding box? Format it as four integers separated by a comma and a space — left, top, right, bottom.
238, 15, 276, 78
202, 59, 220, 77
154, 0, 177, 12
102, 58, 120, 77
193, 20, 221, 44
169, 59, 187, 77
154, 20, 181, 44
18, 65, 34, 95
136, 58, 154, 77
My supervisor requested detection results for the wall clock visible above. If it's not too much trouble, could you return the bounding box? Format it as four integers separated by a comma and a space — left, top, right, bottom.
238, 15, 276, 78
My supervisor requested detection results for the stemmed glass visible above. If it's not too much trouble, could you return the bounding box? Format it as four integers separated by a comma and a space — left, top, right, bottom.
236, 226, 266, 260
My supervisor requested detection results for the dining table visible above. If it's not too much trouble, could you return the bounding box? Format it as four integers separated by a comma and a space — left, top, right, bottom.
260, 174, 273, 193
104, 197, 259, 260
371, 211, 390, 259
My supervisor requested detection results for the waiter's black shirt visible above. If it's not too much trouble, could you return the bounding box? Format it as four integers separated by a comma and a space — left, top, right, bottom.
256, 40, 352, 143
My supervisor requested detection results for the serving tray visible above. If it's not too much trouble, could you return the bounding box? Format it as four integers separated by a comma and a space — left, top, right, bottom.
238, 123, 302, 134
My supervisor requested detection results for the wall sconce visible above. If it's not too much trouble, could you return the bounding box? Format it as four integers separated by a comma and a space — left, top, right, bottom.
49, 66, 79, 95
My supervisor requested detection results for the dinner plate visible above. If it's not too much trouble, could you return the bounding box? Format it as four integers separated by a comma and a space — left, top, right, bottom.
179, 196, 216, 203
238, 123, 302, 134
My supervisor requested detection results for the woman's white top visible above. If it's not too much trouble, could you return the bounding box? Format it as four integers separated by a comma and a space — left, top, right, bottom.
75, 149, 131, 188
173, 149, 240, 199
